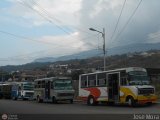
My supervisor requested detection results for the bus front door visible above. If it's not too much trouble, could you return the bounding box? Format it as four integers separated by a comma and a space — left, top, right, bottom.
45, 81, 51, 99
108, 73, 119, 102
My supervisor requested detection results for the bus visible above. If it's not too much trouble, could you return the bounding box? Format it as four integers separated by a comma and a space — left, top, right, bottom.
34, 77, 75, 103
11, 82, 34, 100
79, 67, 157, 106
0, 84, 12, 99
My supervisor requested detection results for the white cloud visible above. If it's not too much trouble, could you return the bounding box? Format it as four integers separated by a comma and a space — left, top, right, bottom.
7, 0, 82, 26
24, 31, 92, 59
1, 0, 160, 66
147, 31, 160, 43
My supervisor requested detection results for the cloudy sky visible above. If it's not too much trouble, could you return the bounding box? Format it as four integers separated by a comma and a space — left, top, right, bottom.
0, 0, 160, 66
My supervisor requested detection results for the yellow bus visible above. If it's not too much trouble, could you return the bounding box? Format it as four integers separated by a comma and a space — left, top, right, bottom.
79, 67, 157, 106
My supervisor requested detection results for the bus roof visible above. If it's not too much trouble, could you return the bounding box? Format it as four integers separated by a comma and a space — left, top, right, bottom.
80, 67, 146, 76
0, 83, 12, 86
3, 82, 34, 86
34, 77, 71, 82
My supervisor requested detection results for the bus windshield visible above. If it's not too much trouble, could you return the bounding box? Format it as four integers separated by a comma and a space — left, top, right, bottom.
23, 83, 34, 90
54, 80, 73, 90
128, 71, 150, 85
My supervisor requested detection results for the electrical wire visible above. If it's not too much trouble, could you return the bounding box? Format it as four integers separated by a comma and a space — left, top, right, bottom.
17, 0, 72, 35
15, 0, 98, 48
110, 0, 127, 40
0, 29, 99, 50
112, 0, 143, 43
30, 0, 93, 35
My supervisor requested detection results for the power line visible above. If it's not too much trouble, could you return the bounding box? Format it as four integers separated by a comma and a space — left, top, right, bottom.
30, 0, 93, 35
3, 32, 158, 62
18, 0, 93, 36
0, 1, 113, 62
16, 0, 98, 48
0, 30, 57, 46
110, 0, 127, 40
0, 29, 98, 50
17, 0, 72, 35
0, 47, 101, 62
0, 29, 100, 62
0, 48, 54, 61
112, 0, 143, 43
31, 0, 62, 24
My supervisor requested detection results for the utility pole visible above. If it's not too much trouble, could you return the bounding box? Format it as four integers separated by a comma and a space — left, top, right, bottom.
89, 28, 106, 71
102, 28, 106, 71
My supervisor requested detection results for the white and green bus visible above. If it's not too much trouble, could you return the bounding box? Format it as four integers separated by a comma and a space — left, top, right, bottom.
11, 82, 34, 100
34, 77, 75, 103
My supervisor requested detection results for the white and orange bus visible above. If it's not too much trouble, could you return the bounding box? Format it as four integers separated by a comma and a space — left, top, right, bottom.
79, 67, 157, 106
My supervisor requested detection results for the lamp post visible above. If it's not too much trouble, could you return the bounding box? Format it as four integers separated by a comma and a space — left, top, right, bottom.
89, 28, 106, 71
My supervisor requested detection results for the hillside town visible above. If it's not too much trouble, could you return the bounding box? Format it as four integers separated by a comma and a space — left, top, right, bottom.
1, 50, 160, 82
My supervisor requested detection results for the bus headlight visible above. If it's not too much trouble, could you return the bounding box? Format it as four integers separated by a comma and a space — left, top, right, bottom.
138, 88, 154, 95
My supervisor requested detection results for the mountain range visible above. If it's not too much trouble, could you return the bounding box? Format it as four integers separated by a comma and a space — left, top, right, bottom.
1, 42, 160, 72
34, 42, 160, 63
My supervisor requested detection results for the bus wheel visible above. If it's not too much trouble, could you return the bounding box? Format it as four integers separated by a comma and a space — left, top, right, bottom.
37, 96, 42, 103
52, 97, 57, 104
87, 96, 97, 106
21, 95, 25, 100
127, 97, 136, 107
12, 97, 17, 100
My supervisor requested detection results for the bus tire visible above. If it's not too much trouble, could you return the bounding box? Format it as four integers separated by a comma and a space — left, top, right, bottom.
127, 96, 136, 107
12, 97, 17, 100
37, 96, 42, 103
87, 96, 97, 106
21, 95, 24, 100
15, 97, 17, 100
52, 97, 57, 104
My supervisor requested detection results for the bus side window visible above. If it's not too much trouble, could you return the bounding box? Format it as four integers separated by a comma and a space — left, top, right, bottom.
34, 82, 38, 88
51, 82, 53, 89
97, 73, 107, 86
81, 75, 87, 88
121, 77, 127, 86
37, 81, 41, 88
88, 74, 96, 87
42, 81, 45, 88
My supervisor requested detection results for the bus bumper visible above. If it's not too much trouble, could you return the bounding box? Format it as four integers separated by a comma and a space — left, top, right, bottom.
137, 94, 157, 104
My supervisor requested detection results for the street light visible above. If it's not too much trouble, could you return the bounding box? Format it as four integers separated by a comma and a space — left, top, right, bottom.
89, 28, 106, 71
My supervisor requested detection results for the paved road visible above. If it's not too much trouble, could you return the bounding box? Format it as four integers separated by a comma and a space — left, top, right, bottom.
0, 99, 159, 114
